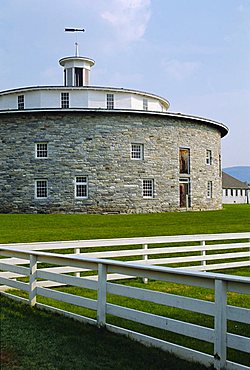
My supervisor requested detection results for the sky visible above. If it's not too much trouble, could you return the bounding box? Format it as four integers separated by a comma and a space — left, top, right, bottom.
0, 0, 250, 168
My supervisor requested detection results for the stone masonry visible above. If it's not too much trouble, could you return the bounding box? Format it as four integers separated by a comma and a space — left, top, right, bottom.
0, 110, 222, 213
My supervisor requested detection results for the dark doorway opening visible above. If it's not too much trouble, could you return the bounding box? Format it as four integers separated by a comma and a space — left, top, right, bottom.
179, 179, 191, 208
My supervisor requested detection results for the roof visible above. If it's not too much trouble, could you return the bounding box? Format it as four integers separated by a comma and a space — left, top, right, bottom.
0, 107, 229, 137
222, 171, 249, 189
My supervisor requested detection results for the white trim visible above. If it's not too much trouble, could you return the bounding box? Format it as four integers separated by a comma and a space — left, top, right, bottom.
17, 94, 24, 110
142, 179, 154, 198
131, 143, 144, 160
207, 181, 213, 199
35, 179, 48, 199
61, 92, 70, 108
143, 98, 148, 111
106, 93, 114, 109
206, 149, 212, 165
35, 142, 48, 159
75, 176, 88, 199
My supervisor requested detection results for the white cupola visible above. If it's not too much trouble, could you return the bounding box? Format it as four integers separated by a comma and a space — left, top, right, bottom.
59, 55, 95, 87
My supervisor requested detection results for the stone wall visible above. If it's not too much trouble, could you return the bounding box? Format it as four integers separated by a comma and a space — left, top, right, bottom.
0, 111, 222, 213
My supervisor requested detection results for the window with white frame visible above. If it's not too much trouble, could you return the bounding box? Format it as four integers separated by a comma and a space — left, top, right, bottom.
143, 98, 148, 111
18, 95, 24, 110
131, 143, 144, 160
75, 176, 88, 199
206, 150, 212, 165
61, 92, 69, 108
207, 181, 212, 198
107, 93, 114, 109
143, 179, 154, 198
35, 142, 48, 158
35, 179, 48, 199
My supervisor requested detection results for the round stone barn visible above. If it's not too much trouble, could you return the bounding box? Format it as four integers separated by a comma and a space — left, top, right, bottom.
0, 52, 228, 214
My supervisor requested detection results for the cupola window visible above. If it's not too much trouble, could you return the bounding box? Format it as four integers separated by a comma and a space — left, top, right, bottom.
75, 68, 83, 86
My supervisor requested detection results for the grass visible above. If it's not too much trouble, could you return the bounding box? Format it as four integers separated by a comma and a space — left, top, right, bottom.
7, 269, 250, 368
1, 205, 250, 368
0, 204, 249, 244
1, 295, 209, 370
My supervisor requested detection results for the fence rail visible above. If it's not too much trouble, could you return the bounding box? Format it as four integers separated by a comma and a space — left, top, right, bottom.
0, 233, 250, 286
1, 233, 250, 370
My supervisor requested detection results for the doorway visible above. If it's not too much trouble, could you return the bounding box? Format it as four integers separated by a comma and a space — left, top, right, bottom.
179, 179, 191, 208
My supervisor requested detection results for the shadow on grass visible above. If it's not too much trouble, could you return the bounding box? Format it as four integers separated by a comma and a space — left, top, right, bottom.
1, 295, 211, 370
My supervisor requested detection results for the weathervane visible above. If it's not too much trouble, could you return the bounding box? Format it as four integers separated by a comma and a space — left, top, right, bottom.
65, 28, 85, 57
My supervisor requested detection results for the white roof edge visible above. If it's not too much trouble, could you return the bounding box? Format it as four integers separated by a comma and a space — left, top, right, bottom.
0, 107, 228, 136
59, 56, 95, 66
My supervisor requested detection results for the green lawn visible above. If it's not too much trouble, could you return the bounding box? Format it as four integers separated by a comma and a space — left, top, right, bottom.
7, 270, 250, 368
1, 295, 208, 370
1, 205, 250, 369
0, 204, 250, 243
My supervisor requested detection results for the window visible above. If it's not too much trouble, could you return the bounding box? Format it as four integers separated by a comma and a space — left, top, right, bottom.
206, 150, 212, 165
35, 180, 48, 199
35, 142, 48, 158
207, 181, 212, 198
143, 179, 154, 198
225, 189, 228, 197
75, 176, 88, 199
65, 68, 73, 86
143, 98, 148, 111
231, 189, 234, 196
61, 92, 69, 108
18, 95, 24, 110
235, 189, 238, 196
131, 143, 144, 160
85, 69, 90, 85
75, 68, 83, 86
107, 93, 114, 109
179, 148, 190, 174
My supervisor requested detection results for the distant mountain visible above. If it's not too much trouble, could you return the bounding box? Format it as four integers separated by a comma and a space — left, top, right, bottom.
223, 166, 250, 184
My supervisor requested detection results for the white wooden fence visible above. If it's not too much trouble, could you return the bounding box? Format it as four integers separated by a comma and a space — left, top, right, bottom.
0, 233, 250, 370
0, 233, 249, 287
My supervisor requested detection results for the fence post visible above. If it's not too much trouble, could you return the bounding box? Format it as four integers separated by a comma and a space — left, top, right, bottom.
142, 244, 148, 284
97, 263, 107, 327
214, 279, 227, 370
74, 247, 81, 277
29, 254, 37, 307
249, 239, 250, 262
200, 240, 206, 271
